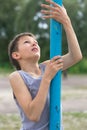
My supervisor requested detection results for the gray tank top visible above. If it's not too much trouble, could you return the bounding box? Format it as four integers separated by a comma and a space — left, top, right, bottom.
14, 64, 50, 130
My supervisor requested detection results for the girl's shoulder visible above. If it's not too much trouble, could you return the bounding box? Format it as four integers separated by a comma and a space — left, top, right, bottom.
8, 71, 21, 81
39, 63, 46, 72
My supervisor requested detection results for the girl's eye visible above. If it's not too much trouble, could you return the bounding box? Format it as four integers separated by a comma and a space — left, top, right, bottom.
24, 41, 31, 44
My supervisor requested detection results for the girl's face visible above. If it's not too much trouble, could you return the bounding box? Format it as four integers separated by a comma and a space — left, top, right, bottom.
16, 35, 40, 61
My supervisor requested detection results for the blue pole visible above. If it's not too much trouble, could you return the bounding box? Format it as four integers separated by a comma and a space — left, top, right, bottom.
50, 0, 62, 130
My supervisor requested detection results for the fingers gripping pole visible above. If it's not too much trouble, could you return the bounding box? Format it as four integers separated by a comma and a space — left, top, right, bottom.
50, 0, 62, 130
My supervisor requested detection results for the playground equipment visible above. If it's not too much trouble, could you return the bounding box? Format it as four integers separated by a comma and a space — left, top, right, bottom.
50, 0, 62, 130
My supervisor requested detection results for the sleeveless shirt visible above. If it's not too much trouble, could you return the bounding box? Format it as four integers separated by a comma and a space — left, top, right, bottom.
14, 64, 63, 130
14, 64, 50, 130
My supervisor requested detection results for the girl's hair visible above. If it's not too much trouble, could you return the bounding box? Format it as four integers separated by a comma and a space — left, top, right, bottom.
8, 32, 36, 70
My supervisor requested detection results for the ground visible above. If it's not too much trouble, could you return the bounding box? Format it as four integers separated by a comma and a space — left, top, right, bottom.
0, 74, 87, 114
0, 74, 87, 130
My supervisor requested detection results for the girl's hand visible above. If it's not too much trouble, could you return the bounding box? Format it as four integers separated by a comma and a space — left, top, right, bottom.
41, 0, 69, 26
43, 56, 63, 81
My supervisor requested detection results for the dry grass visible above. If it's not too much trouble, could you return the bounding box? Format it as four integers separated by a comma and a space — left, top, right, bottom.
0, 112, 87, 130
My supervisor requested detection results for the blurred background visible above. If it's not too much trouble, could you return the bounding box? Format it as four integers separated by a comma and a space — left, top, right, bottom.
0, 0, 87, 130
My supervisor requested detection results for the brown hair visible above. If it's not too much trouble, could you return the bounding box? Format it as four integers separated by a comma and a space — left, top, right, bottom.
8, 32, 36, 70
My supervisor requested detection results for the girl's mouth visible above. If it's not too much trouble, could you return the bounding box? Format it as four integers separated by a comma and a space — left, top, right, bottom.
32, 47, 38, 52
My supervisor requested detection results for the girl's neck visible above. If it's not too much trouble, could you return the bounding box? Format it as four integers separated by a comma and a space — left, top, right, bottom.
20, 61, 41, 76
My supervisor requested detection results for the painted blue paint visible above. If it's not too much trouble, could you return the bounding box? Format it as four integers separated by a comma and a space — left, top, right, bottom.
50, 0, 62, 130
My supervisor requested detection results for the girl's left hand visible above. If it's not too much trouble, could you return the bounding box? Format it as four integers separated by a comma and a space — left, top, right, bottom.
41, 0, 69, 25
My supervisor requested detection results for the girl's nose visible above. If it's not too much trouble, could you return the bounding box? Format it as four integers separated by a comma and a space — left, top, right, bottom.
33, 40, 38, 46
33, 43, 36, 46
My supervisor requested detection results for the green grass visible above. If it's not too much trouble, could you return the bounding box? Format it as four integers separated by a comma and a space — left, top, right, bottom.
0, 66, 14, 77
63, 112, 87, 130
0, 114, 21, 130
0, 112, 87, 130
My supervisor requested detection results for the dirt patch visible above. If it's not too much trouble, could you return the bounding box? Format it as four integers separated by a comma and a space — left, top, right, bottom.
0, 75, 87, 113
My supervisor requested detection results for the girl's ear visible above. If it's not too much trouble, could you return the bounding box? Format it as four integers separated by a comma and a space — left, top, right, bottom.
12, 52, 21, 60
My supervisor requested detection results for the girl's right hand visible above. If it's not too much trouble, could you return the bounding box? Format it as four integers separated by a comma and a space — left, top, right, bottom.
41, 0, 69, 26
43, 55, 63, 82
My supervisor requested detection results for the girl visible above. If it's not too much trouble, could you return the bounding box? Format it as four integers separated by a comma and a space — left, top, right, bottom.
8, 0, 82, 130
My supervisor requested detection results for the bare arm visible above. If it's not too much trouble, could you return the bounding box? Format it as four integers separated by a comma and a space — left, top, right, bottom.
9, 56, 63, 122
62, 18, 82, 70
41, 0, 82, 70
9, 71, 50, 122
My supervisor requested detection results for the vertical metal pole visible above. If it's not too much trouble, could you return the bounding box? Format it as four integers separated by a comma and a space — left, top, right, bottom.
50, 0, 62, 130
